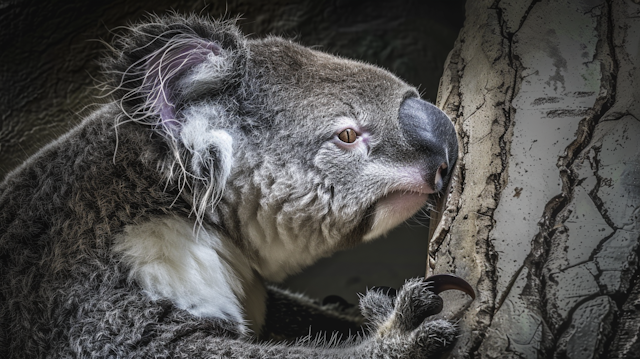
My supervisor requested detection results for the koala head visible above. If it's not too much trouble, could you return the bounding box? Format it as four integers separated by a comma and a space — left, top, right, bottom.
104, 14, 457, 281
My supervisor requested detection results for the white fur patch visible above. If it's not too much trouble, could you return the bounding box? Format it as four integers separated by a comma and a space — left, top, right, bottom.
180, 107, 234, 185
363, 191, 430, 241
178, 108, 234, 225
362, 165, 433, 241
114, 216, 265, 332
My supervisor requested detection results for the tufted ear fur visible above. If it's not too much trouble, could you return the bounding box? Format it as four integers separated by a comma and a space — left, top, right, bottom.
102, 13, 247, 133
101, 14, 246, 224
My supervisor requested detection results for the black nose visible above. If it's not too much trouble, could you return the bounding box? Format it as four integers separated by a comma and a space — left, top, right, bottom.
399, 97, 458, 191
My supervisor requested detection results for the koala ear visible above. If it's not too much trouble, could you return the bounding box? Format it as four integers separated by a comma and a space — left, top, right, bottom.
102, 14, 247, 136
102, 14, 245, 221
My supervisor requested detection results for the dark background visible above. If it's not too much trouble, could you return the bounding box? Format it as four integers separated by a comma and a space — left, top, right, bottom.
0, 0, 465, 303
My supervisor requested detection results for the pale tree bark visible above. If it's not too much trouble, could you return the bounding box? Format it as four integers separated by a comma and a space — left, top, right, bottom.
430, 0, 640, 358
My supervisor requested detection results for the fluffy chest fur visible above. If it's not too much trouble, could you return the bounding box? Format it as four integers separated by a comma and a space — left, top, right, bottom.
115, 216, 267, 334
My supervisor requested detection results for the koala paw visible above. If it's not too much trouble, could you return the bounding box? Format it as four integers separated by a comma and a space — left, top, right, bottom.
360, 278, 458, 358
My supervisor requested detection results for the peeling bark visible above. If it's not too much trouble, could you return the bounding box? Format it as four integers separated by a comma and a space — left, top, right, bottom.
432, 0, 640, 358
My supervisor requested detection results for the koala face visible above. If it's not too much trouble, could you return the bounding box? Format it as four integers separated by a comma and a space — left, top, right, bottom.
106, 15, 457, 281
217, 40, 457, 280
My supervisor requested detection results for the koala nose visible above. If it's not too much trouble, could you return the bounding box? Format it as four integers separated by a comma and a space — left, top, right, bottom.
399, 97, 458, 192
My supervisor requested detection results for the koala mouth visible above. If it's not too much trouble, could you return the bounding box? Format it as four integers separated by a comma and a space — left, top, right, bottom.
362, 189, 432, 241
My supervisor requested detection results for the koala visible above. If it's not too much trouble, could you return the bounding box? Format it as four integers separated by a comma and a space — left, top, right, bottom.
0, 14, 462, 358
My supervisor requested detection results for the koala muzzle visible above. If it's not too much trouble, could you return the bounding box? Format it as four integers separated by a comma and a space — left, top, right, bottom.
399, 97, 458, 192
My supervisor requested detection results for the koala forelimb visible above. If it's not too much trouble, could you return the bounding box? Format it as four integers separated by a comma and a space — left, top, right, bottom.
0, 13, 459, 358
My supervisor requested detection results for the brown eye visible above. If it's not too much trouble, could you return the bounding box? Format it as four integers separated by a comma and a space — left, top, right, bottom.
338, 128, 357, 143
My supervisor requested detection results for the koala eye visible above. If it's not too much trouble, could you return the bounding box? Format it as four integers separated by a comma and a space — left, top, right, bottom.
338, 128, 357, 143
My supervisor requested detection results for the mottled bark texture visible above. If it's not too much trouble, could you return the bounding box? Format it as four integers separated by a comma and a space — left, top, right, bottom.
432, 0, 640, 358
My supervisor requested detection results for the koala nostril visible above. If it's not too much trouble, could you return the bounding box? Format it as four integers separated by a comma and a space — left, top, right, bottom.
433, 163, 448, 192
439, 163, 448, 178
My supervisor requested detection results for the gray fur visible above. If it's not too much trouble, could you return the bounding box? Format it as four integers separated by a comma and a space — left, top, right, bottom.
0, 13, 458, 358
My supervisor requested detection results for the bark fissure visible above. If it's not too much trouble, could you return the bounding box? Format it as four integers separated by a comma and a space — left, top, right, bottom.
436, 0, 636, 357
601, 4, 640, 347
494, 263, 525, 311
465, 2, 541, 357
555, 227, 618, 274
606, 251, 640, 358
551, 291, 611, 354
483, 0, 538, 320
429, 42, 465, 262
587, 145, 619, 231
539, 1, 619, 356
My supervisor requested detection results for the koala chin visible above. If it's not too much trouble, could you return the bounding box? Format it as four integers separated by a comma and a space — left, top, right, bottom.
0, 14, 459, 359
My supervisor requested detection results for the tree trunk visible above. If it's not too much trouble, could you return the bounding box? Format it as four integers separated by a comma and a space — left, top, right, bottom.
431, 0, 640, 358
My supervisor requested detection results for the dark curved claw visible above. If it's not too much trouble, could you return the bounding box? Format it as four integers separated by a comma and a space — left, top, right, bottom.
425, 274, 476, 300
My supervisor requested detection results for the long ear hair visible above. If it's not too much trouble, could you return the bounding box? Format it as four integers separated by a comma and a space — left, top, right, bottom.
101, 13, 247, 228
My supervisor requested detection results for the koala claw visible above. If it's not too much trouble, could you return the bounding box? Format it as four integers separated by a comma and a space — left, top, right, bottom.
427, 273, 476, 299
361, 278, 457, 358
